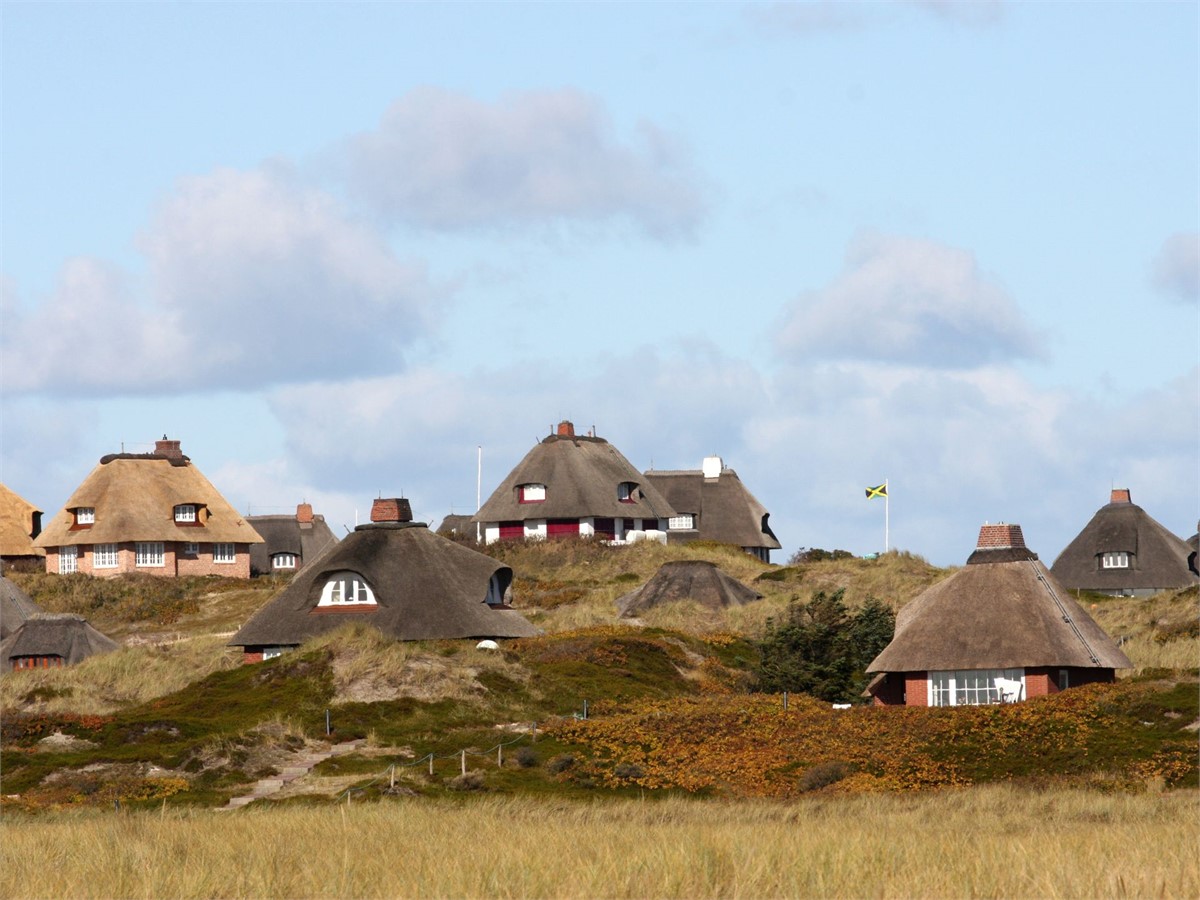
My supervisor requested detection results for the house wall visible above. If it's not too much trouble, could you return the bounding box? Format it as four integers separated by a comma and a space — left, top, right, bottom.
1025, 666, 1114, 697
44, 542, 252, 578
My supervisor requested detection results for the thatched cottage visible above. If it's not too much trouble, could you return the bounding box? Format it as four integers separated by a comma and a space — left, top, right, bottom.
866, 523, 1131, 707
0, 613, 120, 670
1050, 489, 1198, 597
0, 483, 44, 565
34, 437, 263, 578
247, 503, 339, 576
1, 574, 43, 640
643, 457, 781, 562
616, 560, 762, 618
474, 421, 676, 544
231, 498, 538, 663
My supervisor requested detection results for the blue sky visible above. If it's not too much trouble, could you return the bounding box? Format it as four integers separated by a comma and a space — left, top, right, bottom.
2, 1, 1197, 566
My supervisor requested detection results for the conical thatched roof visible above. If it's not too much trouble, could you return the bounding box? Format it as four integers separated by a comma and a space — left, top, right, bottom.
616, 560, 762, 617
1, 575, 43, 640
35, 448, 263, 549
474, 423, 675, 525
231, 521, 538, 648
0, 613, 120, 668
644, 463, 781, 552
869, 524, 1131, 673
0, 483, 44, 559
1050, 490, 1197, 594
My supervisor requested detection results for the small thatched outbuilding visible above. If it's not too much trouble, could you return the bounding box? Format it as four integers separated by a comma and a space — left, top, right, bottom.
616, 560, 762, 618
1, 574, 43, 640
1050, 489, 1198, 597
0, 613, 120, 670
247, 503, 339, 576
230, 498, 538, 663
866, 523, 1131, 707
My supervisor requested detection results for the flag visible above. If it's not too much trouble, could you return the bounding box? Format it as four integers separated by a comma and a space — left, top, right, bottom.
865, 483, 887, 500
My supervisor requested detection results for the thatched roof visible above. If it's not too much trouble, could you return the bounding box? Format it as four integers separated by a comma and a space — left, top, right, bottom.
0, 483, 43, 558
868, 529, 1131, 673
35, 451, 263, 548
1, 575, 43, 640
436, 514, 478, 539
230, 521, 538, 647
247, 507, 339, 575
643, 466, 781, 551
0, 613, 120, 667
616, 560, 762, 617
1049, 490, 1198, 593
474, 426, 675, 524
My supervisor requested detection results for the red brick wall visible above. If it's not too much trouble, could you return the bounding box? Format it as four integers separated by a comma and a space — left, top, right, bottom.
905, 673, 929, 707
243, 650, 264, 664
1026, 666, 1114, 696
44, 543, 251, 578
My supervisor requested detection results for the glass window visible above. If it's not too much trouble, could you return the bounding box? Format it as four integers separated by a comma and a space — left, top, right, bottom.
318, 572, 377, 606
59, 545, 78, 574
182, 542, 200, 556
213, 543, 236, 564
75, 508, 95, 525
174, 504, 197, 523
272, 553, 298, 570
94, 544, 119, 568
617, 482, 636, 502
668, 515, 695, 530
136, 542, 164, 567
262, 647, 285, 661
928, 669, 1025, 706
1101, 551, 1129, 569
518, 483, 546, 503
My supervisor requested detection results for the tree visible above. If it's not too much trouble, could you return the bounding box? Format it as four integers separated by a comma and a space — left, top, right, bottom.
755, 590, 896, 703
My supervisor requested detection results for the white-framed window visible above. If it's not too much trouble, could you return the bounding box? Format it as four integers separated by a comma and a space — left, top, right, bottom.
213, 543, 236, 564
75, 508, 95, 525
668, 515, 695, 530
317, 571, 377, 606
182, 542, 200, 556
617, 482, 636, 502
59, 545, 78, 574
928, 669, 1025, 707
136, 542, 165, 568
174, 504, 197, 523
1101, 551, 1129, 569
262, 647, 286, 661
518, 483, 546, 503
272, 552, 298, 570
94, 543, 119, 569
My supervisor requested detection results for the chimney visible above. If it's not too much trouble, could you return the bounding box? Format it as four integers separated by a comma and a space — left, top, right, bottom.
556, 420, 575, 438
296, 502, 314, 525
155, 436, 183, 460
370, 497, 412, 523
1110, 488, 1131, 504
701, 456, 724, 479
976, 523, 1026, 551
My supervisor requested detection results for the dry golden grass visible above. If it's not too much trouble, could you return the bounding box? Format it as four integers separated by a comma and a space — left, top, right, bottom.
2, 786, 1195, 899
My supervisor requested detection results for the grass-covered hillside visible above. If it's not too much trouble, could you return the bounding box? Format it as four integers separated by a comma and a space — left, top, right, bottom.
2, 541, 1196, 812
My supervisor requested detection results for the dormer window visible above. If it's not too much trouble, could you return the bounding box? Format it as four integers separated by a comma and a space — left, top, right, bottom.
75, 508, 95, 526
518, 484, 546, 504
317, 571, 377, 607
617, 482, 637, 503
1101, 551, 1129, 569
174, 504, 197, 523
485, 573, 505, 606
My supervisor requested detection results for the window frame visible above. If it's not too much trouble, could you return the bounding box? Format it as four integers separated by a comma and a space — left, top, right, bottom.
75, 507, 95, 526
212, 543, 236, 564
517, 483, 546, 504
1101, 551, 1129, 569
617, 482, 637, 503
317, 572, 378, 607
59, 545, 79, 574
272, 552, 298, 570
668, 514, 695, 530
928, 669, 1025, 706
136, 542, 165, 568
93, 543, 120, 569
174, 504, 197, 523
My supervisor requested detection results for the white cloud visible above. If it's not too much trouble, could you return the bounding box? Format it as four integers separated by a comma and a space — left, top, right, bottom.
1, 166, 435, 395
341, 87, 706, 238
775, 232, 1042, 369
1152, 232, 1200, 302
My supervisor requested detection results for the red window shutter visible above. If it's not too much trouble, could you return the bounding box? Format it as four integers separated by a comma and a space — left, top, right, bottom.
499, 522, 524, 540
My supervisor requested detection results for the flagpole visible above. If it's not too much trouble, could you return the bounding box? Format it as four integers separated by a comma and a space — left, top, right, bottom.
884, 478, 889, 553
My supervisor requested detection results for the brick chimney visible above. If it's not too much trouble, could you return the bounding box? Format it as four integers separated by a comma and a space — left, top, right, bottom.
976, 523, 1026, 551
155, 436, 183, 460
1110, 488, 1131, 504
370, 498, 412, 523
556, 420, 575, 438
296, 502, 314, 526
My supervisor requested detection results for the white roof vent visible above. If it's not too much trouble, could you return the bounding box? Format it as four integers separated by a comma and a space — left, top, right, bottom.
702, 456, 723, 479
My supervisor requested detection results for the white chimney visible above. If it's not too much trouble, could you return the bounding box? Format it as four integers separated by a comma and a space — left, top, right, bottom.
701, 456, 723, 479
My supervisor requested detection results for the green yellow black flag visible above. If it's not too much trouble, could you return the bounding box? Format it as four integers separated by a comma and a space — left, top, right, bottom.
865, 483, 887, 500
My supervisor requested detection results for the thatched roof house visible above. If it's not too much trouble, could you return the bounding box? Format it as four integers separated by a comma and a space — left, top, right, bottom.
247, 503, 339, 576
473, 421, 675, 544
436, 514, 478, 541
616, 560, 762, 617
1, 574, 43, 640
0, 483, 44, 563
231, 498, 537, 663
0, 613, 120, 670
34, 437, 263, 578
1050, 489, 1198, 597
866, 523, 1131, 707
644, 457, 781, 562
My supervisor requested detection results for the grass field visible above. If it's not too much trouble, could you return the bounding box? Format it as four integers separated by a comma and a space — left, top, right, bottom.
2, 786, 1196, 899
